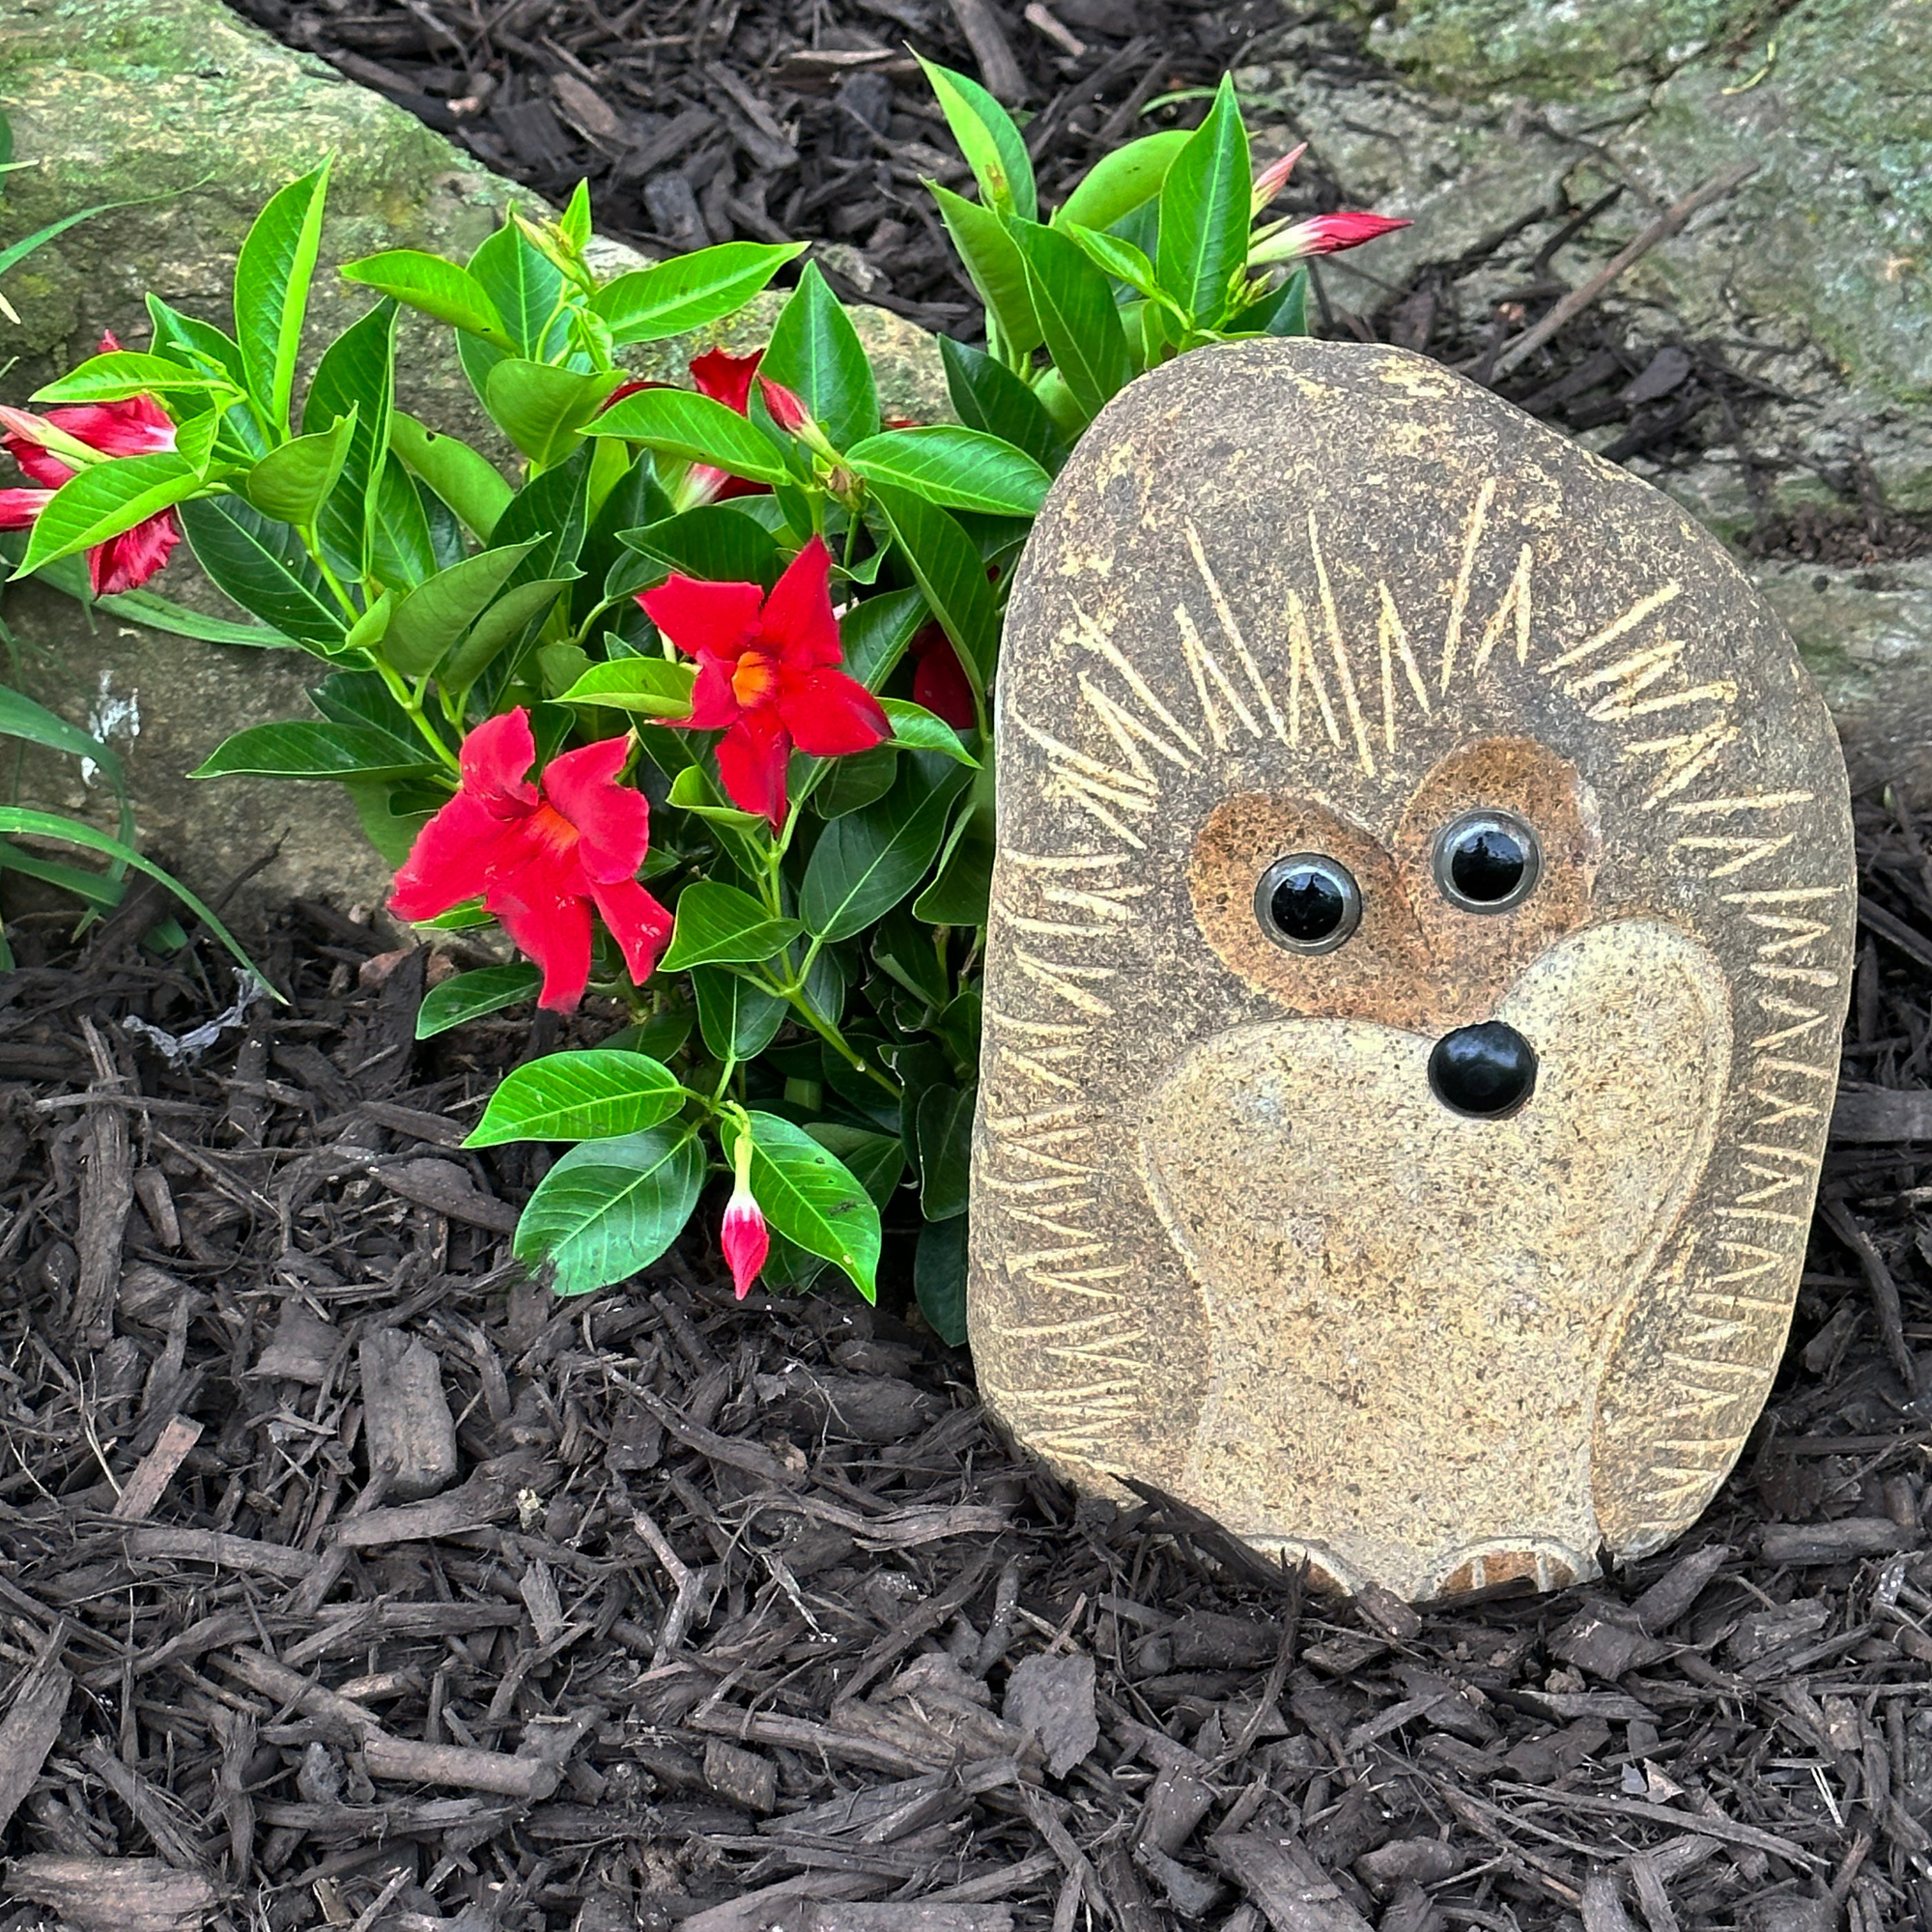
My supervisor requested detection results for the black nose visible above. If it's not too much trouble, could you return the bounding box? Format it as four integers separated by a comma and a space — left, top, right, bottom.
1429, 1021, 1537, 1119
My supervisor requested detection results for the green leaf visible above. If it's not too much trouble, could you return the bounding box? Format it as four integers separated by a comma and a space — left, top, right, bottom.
303, 298, 398, 582
799, 760, 968, 942
0, 684, 119, 778
805, 1122, 905, 1210
811, 743, 897, 819
191, 720, 432, 781
339, 249, 515, 347
755, 262, 878, 452
1255, 267, 1309, 338
242, 409, 357, 526
837, 583, 928, 691
917, 54, 1036, 219
1060, 221, 1169, 306
14, 454, 199, 578
1010, 220, 1134, 427
413, 962, 542, 1037
927, 184, 1040, 360
660, 880, 801, 971
556, 656, 696, 717
177, 497, 349, 647
485, 358, 626, 466
915, 1214, 970, 1346
691, 965, 786, 1060
938, 336, 1066, 473
382, 541, 540, 678
146, 296, 249, 391
86, 582, 294, 646
370, 455, 439, 590
868, 483, 998, 688
1053, 128, 1191, 234
591, 241, 808, 345
515, 1124, 705, 1295
587, 388, 790, 484
466, 1048, 687, 1145
32, 350, 239, 405
235, 159, 331, 435
744, 1110, 880, 1301
0, 808, 266, 986
623, 502, 781, 589
914, 1081, 975, 1220
438, 576, 578, 690
880, 697, 978, 765
912, 782, 994, 925
845, 425, 1047, 517
390, 414, 513, 540
1154, 73, 1251, 327
458, 219, 571, 405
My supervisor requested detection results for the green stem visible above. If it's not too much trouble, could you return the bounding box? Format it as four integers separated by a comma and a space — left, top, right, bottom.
371, 659, 461, 773
301, 528, 361, 623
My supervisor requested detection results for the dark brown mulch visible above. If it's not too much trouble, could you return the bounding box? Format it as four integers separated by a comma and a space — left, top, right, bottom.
3, 797, 1932, 1930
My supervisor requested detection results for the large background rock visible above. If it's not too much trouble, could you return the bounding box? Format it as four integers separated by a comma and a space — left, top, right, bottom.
0, 0, 945, 916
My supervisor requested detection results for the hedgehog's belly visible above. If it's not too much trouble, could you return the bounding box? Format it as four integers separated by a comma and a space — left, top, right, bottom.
1136, 919, 1729, 1601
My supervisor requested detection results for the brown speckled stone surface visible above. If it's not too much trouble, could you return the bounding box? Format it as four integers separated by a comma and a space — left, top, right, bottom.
969, 339, 1857, 1603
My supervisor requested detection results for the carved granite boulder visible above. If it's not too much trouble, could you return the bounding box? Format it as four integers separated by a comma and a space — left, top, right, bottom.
970, 338, 1856, 1603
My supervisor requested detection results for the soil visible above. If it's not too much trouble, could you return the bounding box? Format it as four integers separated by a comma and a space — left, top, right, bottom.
3, 809, 1932, 1932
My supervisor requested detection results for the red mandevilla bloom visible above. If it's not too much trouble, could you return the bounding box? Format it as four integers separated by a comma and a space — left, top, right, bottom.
1250, 211, 1410, 266
721, 1136, 768, 1300
639, 536, 891, 829
389, 708, 671, 1013
0, 332, 181, 595
908, 620, 976, 731
603, 347, 770, 509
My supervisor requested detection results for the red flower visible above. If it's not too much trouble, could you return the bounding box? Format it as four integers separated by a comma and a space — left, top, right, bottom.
388, 708, 670, 1013
1250, 211, 1410, 266
604, 347, 769, 508
908, 621, 976, 731
721, 1135, 768, 1300
0, 331, 181, 595
639, 536, 891, 830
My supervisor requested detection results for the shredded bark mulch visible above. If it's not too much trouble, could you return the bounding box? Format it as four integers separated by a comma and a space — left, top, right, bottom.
4, 801, 1932, 1930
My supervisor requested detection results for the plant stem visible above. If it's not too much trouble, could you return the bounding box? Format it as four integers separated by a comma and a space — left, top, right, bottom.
371, 659, 461, 773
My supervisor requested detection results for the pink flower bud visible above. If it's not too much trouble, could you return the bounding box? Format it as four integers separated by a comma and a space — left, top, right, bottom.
757, 376, 812, 437
722, 1179, 769, 1301
1250, 142, 1307, 216
1249, 211, 1410, 268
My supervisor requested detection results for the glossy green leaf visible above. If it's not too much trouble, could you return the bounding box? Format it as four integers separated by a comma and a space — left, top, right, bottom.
916, 54, 1036, 219
176, 497, 348, 646
437, 575, 579, 690
14, 454, 199, 578
914, 1214, 969, 1346
744, 1110, 880, 1301
1256, 267, 1309, 337
927, 183, 1040, 359
413, 962, 542, 1037
242, 410, 357, 526
0, 808, 265, 986
912, 781, 995, 925
691, 965, 786, 1060
845, 425, 1047, 517
485, 358, 626, 466
32, 350, 238, 405
1053, 128, 1190, 234
191, 720, 431, 781
914, 1081, 975, 1221
868, 483, 998, 688
556, 656, 696, 717
591, 241, 807, 345
660, 880, 801, 971
587, 387, 790, 484
622, 502, 781, 588
0, 684, 119, 777
515, 1124, 705, 1295
1010, 220, 1134, 427
370, 455, 439, 589
938, 336, 1066, 474
1060, 221, 1168, 305
382, 541, 540, 678
754, 262, 878, 452
339, 249, 514, 346
390, 413, 514, 539
1155, 73, 1251, 327
811, 743, 898, 819
466, 1048, 686, 1145
799, 760, 968, 942
302, 298, 397, 581
459, 219, 570, 405
235, 159, 330, 435
880, 697, 978, 765
805, 1122, 905, 1211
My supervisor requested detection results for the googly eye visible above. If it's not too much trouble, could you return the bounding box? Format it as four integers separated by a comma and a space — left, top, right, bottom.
1255, 853, 1362, 954
1434, 811, 1541, 914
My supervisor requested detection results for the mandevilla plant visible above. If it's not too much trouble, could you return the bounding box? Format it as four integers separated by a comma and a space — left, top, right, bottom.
1, 68, 1403, 1334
